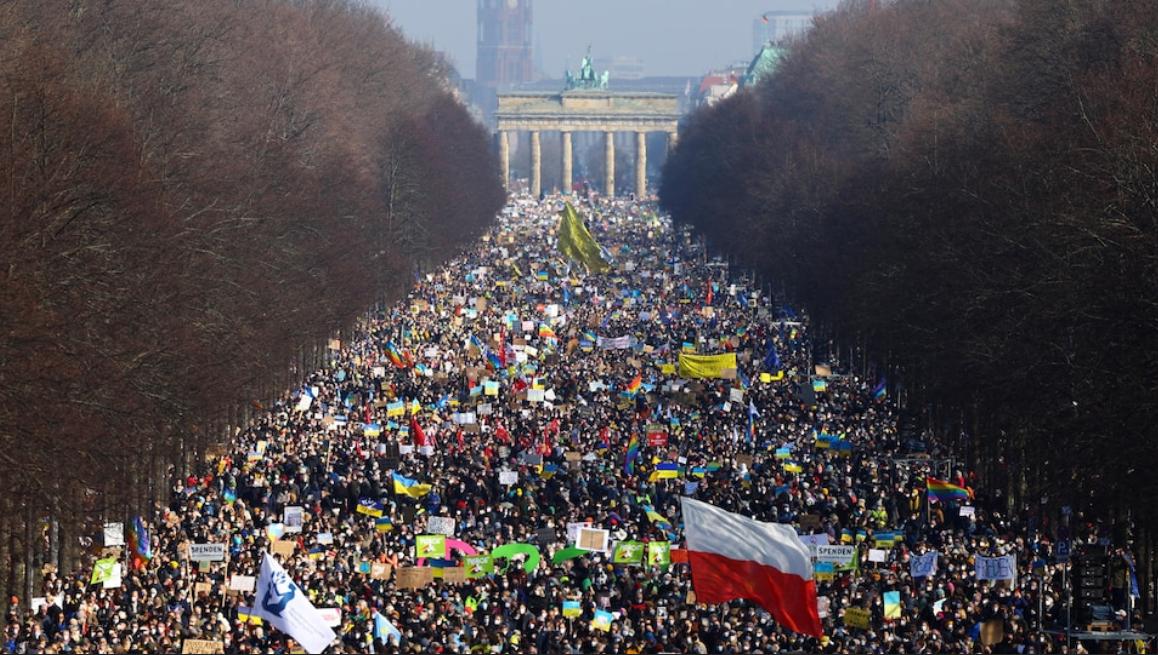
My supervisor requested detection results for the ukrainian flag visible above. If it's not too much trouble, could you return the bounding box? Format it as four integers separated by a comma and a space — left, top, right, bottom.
648, 462, 682, 482
393, 472, 432, 498
375, 517, 394, 533
357, 498, 384, 518
237, 606, 263, 625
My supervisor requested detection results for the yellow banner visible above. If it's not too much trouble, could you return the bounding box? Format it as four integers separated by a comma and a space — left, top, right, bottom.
677, 352, 737, 379
844, 607, 871, 630
557, 203, 611, 273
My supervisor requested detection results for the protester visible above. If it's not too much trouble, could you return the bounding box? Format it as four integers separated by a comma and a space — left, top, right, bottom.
1, 194, 1142, 654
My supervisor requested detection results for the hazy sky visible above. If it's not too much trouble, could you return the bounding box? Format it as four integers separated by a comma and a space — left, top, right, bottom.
374, 0, 840, 79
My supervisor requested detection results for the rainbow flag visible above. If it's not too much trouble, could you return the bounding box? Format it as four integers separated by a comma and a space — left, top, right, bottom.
128, 516, 152, 571
538, 323, 557, 339
872, 378, 887, 401
625, 373, 642, 396
624, 435, 640, 476
926, 476, 972, 503
385, 341, 407, 368
485, 350, 503, 372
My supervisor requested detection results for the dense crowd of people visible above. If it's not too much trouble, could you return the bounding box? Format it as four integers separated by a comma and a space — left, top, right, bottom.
2, 194, 1147, 654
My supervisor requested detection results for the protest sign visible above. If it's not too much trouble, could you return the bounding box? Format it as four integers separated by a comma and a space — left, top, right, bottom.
427, 517, 456, 536
181, 640, 225, 654
396, 567, 433, 590
843, 607, 871, 630
229, 575, 256, 592
910, 551, 938, 578
189, 543, 227, 563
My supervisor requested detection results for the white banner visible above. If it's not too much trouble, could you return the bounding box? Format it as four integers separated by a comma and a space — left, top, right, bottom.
975, 554, 1017, 583
255, 554, 337, 654
910, 551, 939, 578
815, 545, 857, 565
596, 335, 633, 350
189, 543, 227, 563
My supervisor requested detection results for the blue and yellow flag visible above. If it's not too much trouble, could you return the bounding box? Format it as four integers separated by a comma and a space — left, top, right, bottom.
393, 473, 432, 498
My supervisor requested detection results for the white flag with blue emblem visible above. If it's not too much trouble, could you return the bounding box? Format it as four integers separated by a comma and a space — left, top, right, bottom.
254, 553, 336, 654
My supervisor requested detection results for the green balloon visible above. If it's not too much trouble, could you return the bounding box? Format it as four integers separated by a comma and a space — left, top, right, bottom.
490, 543, 542, 573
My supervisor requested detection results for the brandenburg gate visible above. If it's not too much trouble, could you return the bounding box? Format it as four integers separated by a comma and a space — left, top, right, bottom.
495, 90, 680, 197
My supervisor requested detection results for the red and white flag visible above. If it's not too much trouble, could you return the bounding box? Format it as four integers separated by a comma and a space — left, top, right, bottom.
680, 497, 823, 637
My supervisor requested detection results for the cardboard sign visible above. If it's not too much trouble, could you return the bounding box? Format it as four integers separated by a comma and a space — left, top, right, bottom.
181, 640, 225, 654
798, 514, 820, 530
981, 618, 1004, 646
270, 540, 296, 558
194, 582, 212, 596
576, 527, 610, 554
396, 567, 434, 590
439, 567, 467, 585
370, 562, 393, 580
564, 451, 582, 462
189, 543, 227, 563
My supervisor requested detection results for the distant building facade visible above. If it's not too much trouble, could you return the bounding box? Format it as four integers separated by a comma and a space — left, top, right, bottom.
477, 0, 533, 91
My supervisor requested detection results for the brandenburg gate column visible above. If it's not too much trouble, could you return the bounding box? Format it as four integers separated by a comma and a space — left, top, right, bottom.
667, 130, 678, 152
604, 131, 616, 197
530, 130, 542, 198
561, 131, 573, 195
498, 131, 510, 190
635, 131, 648, 198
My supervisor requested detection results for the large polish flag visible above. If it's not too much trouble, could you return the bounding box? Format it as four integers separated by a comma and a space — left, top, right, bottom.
680, 497, 823, 637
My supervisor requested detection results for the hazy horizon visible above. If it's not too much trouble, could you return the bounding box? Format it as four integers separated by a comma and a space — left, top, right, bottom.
374, 0, 841, 79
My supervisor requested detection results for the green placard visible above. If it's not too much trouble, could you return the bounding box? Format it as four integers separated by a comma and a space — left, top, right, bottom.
612, 541, 644, 565
415, 534, 446, 559
647, 541, 671, 567
464, 554, 493, 579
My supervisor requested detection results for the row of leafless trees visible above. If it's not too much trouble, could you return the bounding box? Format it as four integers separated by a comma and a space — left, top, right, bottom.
0, 0, 503, 602
662, 0, 1158, 609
